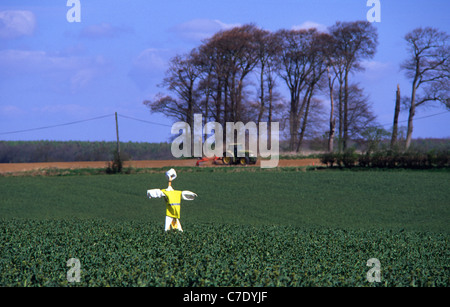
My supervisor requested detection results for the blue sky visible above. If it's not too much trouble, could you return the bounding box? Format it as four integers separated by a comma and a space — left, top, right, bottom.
0, 0, 449, 143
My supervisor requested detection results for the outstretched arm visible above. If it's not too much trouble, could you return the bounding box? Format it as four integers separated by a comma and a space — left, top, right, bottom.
147, 189, 164, 199
182, 191, 197, 200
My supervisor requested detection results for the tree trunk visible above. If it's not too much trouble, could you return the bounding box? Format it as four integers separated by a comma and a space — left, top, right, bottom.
187, 85, 194, 157
203, 87, 210, 145
405, 82, 417, 150
338, 82, 343, 153
289, 104, 297, 151
327, 68, 335, 152
223, 80, 229, 124
230, 72, 236, 122
257, 63, 265, 125
390, 84, 401, 150
268, 83, 273, 150
215, 78, 222, 123
343, 71, 349, 151
296, 89, 313, 153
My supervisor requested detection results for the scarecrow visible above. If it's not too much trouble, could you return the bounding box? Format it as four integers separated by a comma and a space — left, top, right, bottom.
146, 169, 197, 231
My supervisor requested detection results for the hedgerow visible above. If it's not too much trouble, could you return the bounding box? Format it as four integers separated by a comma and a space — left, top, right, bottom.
320, 150, 450, 169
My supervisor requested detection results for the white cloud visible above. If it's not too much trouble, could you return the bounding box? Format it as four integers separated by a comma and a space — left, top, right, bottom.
69, 67, 103, 92
292, 21, 328, 33
360, 60, 393, 80
0, 49, 111, 93
0, 105, 23, 116
170, 19, 241, 42
0, 10, 36, 39
0, 49, 106, 73
128, 48, 170, 90
79, 23, 132, 39
33, 104, 90, 115
361, 60, 391, 71
132, 48, 167, 71
212, 19, 241, 31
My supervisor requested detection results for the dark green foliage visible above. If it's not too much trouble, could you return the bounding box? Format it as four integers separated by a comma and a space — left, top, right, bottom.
342, 149, 358, 168
320, 149, 358, 168
321, 150, 450, 169
1, 171, 449, 230
106, 152, 123, 174
0, 220, 448, 287
320, 152, 336, 167
0, 141, 173, 163
0, 170, 448, 286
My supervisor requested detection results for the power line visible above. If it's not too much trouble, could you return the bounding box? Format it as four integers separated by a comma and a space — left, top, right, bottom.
377, 110, 450, 128
0, 114, 115, 136
0, 113, 172, 137
118, 114, 173, 127
1, 110, 447, 136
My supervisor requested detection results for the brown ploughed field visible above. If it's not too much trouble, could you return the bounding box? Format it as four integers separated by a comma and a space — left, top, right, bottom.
0, 158, 322, 174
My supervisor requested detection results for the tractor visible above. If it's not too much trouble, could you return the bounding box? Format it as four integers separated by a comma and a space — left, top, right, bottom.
222, 143, 257, 165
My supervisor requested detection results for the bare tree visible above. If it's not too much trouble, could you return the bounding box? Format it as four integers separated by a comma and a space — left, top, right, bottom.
143, 51, 201, 152
322, 33, 342, 153
191, 47, 214, 134
328, 21, 378, 151
401, 27, 450, 149
144, 51, 200, 121
326, 66, 337, 152
206, 24, 260, 123
142, 22, 382, 155
195, 35, 227, 125
276, 28, 318, 151
193, 24, 263, 127
296, 32, 330, 152
333, 83, 377, 142
143, 94, 186, 122
252, 29, 281, 124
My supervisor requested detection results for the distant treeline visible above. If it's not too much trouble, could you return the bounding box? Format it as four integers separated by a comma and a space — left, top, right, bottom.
1, 138, 449, 163
0, 141, 173, 163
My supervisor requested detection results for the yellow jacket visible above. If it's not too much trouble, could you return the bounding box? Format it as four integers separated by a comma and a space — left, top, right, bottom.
147, 187, 197, 219
161, 189, 182, 218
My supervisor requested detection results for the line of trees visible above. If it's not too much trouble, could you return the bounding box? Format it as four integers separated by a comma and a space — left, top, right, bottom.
1, 139, 448, 163
0, 141, 172, 163
144, 22, 449, 154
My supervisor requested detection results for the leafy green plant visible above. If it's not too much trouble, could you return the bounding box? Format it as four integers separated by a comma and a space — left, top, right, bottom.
320, 152, 336, 167
0, 220, 448, 287
106, 152, 123, 174
342, 149, 358, 168
0, 170, 448, 287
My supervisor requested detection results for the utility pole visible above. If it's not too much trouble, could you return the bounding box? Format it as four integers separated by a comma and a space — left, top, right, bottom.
115, 112, 121, 161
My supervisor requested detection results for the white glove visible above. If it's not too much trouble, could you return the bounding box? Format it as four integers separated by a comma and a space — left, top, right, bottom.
182, 191, 197, 200
147, 189, 164, 198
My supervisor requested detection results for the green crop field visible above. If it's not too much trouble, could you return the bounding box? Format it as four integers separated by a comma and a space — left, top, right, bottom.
0, 168, 449, 287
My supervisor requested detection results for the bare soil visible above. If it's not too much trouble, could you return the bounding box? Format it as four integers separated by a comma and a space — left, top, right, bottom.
0, 158, 322, 174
